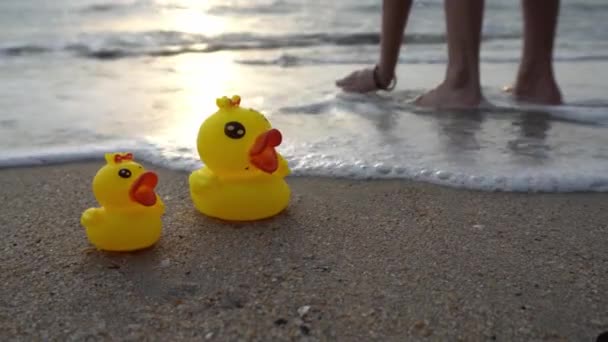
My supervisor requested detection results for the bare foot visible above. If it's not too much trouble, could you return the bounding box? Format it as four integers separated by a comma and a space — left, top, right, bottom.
513, 75, 563, 105
336, 68, 381, 93
415, 82, 484, 109
336, 66, 395, 93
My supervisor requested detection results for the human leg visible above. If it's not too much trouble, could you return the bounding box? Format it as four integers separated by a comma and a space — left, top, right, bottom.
336, 0, 412, 93
416, 0, 485, 108
513, 0, 563, 105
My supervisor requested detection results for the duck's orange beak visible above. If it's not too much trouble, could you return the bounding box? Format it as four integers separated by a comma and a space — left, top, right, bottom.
130, 171, 158, 206
249, 128, 282, 173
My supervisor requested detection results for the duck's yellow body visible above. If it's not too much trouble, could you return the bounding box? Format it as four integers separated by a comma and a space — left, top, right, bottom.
81, 206, 163, 251
81, 153, 165, 251
189, 95, 291, 221
190, 157, 290, 221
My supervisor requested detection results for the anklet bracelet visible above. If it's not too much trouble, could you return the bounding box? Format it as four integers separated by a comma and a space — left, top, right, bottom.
373, 65, 396, 91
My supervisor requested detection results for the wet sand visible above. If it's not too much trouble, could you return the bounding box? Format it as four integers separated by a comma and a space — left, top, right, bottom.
0, 162, 607, 341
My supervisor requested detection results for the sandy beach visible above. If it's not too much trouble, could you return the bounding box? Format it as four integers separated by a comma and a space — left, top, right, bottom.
2, 0, 608, 340
0, 162, 606, 341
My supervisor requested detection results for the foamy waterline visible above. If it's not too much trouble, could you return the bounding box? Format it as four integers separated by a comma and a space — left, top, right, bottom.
2, 142, 608, 193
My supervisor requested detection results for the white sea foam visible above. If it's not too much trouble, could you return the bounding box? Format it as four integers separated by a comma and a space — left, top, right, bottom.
3, 147, 606, 193
2, 76, 607, 193
3, 98, 608, 194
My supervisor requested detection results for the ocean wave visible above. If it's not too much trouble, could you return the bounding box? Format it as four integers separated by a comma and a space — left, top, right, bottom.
1, 94, 607, 193
0, 45, 51, 57
0, 31, 520, 60
79, 1, 167, 14
79, 0, 608, 16
207, 0, 295, 15
4, 40, 606, 64
0, 141, 144, 168
279, 95, 608, 128
81, 3, 126, 13
563, 2, 608, 11
236, 53, 608, 67
2, 142, 608, 193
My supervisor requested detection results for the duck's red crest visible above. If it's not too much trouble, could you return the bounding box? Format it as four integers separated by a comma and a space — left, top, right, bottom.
114, 153, 133, 163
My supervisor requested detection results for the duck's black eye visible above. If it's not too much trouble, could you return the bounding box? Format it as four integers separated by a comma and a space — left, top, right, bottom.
224, 121, 246, 139
118, 169, 132, 178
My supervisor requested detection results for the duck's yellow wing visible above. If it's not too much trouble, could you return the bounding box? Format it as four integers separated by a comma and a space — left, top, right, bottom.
81, 208, 105, 228
189, 167, 218, 194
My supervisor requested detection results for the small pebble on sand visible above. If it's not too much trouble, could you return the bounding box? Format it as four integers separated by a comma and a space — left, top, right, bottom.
298, 305, 311, 317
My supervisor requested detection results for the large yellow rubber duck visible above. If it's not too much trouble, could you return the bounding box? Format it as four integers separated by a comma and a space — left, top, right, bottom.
189, 95, 291, 221
81, 153, 165, 251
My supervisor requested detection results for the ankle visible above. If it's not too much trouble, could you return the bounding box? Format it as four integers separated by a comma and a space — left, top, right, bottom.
513, 61, 563, 105
516, 59, 554, 84
444, 64, 481, 92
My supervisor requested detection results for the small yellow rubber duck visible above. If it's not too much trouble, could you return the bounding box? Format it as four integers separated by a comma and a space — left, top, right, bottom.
81, 153, 165, 251
189, 95, 291, 221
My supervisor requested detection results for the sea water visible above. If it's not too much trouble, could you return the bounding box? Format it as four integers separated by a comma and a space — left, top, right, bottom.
1, 0, 607, 192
